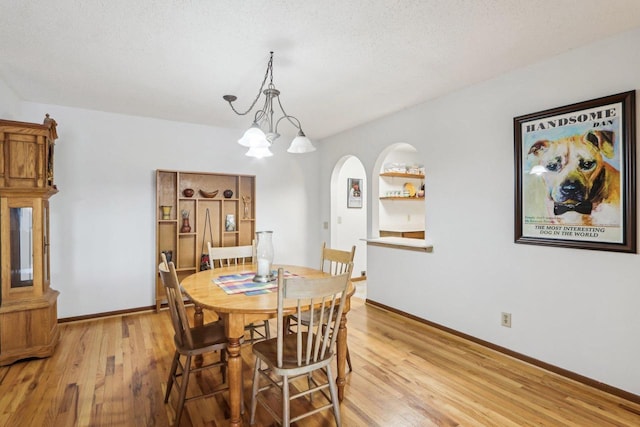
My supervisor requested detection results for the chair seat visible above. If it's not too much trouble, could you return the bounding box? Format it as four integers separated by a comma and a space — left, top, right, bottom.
176, 320, 228, 353
253, 333, 334, 373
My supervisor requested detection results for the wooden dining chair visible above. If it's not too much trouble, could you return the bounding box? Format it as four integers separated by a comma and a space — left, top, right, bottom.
250, 267, 352, 426
207, 241, 271, 343
286, 242, 356, 372
158, 253, 231, 426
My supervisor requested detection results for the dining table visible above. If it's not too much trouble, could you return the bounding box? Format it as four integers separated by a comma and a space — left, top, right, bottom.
180, 264, 355, 427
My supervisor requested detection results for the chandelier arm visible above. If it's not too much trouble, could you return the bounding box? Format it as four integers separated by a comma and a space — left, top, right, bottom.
274, 96, 303, 133
224, 53, 274, 116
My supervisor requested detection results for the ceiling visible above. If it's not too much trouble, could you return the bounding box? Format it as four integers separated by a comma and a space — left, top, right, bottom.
2, 1, 640, 141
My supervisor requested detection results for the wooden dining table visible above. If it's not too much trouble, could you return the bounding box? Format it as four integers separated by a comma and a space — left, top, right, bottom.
180, 264, 354, 427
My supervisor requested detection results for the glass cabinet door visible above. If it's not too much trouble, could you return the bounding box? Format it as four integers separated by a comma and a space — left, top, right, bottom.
10, 207, 34, 289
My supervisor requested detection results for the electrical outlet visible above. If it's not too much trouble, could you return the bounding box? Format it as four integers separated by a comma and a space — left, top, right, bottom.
501, 312, 512, 328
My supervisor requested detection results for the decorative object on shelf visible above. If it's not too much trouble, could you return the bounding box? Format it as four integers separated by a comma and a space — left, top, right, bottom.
199, 209, 214, 270
223, 189, 234, 198
347, 177, 362, 208
180, 210, 191, 233
254, 231, 274, 282
161, 250, 173, 264
183, 188, 194, 197
161, 205, 172, 220
242, 195, 252, 219
225, 214, 236, 232
199, 189, 218, 198
417, 183, 425, 198
223, 51, 316, 158
403, 182, 416, 197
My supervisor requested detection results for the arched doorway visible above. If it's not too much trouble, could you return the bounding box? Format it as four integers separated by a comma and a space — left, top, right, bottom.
330, 155, 367, 287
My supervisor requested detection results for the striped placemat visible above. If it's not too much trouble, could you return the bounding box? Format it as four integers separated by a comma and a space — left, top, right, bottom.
213, 271, 299, 295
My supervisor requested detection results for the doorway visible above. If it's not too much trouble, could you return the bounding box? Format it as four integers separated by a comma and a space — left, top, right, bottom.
330, 155, 367, 294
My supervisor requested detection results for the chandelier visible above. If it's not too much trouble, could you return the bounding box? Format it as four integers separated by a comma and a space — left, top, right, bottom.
223, 52, 316, 158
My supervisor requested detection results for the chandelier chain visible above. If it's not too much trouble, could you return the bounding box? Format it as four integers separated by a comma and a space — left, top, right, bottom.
226, 52, 274, 116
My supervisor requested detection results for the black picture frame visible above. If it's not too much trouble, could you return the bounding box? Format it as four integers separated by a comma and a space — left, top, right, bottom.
514, 91, 636, 252
347, 178, 362, 208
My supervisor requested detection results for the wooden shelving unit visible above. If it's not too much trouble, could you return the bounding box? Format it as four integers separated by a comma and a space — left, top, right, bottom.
155, 170, 256, 311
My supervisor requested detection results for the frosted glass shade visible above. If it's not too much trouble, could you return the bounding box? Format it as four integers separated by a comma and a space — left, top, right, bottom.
245, 145, 273, 158
238, 124, 267, 147
287, 132, 316, 153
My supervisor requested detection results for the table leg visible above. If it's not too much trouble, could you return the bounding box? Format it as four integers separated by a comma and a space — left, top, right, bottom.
336, 311, 348, 401
227, 336, 243, 427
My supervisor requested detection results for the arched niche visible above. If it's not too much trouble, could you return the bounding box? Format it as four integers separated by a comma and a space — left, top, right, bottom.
372, 142, 425, 239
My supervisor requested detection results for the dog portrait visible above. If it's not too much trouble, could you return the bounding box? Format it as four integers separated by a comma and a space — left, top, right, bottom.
514, 91, 635, 252
525, 130, 620, 226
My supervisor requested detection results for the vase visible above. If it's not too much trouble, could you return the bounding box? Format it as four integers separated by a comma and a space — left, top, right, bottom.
223, 189, 233, 198
253, 231, 274, 283
181, 217, 191, 233
160, 205, 172, 220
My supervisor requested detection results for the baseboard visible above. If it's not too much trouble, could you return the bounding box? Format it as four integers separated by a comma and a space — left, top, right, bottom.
59, 305, 158, 323
365, 298, 640, 406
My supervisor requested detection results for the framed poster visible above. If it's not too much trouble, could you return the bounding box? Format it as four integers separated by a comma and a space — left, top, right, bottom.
514, 91, 636, 252
347, 178, 362, 208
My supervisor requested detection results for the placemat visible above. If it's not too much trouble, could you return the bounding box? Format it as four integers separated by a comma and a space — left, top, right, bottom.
214, 271, 299, 295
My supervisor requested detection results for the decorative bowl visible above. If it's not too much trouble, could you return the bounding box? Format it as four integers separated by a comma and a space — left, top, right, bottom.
183, 188, 194, 197
199, 189, 219, 198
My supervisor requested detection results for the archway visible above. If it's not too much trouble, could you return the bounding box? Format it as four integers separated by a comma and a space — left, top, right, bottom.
330, 155, 367, 285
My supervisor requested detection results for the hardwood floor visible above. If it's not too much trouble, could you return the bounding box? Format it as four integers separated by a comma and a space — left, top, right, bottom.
1, 297, 639, 426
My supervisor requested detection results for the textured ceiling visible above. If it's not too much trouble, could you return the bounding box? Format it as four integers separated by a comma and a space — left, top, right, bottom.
2, 1, 640, 141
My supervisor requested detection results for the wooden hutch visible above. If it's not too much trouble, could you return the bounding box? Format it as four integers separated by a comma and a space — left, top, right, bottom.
0, 115, 60, 366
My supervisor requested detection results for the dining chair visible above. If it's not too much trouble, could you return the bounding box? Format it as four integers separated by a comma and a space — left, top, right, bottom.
286, 242, 356, 372
207, 241, 271, 343
158, 253, 232, 426
250, 266, 352, 426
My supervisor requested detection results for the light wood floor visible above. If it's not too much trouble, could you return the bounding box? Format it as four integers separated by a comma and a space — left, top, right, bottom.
1, 297, 639, 426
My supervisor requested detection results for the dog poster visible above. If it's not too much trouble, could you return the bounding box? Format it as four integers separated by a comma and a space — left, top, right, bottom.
514, 91, 636, 252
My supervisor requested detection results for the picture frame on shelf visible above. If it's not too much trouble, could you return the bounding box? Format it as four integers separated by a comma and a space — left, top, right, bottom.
514, 90, 636, 252
347, 178, 362, 208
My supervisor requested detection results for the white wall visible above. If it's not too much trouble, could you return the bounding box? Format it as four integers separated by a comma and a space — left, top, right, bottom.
8, 102, 322, 318
319, 28, 640, 395
0, 78, 21, 119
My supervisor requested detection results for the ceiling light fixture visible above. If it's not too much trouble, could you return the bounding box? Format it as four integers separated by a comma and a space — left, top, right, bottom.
223, 52, 316, 158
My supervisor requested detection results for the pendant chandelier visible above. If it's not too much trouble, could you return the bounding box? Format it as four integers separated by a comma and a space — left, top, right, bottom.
223, 52, 316, 158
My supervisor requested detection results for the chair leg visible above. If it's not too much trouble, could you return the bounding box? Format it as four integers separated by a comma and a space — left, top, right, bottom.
165, 351, 180, 403
264, 320, 271, 339
326, 364, 342, 427
174, 354, 192, 426
250, 357, 261, 425
282, 374, 290, 427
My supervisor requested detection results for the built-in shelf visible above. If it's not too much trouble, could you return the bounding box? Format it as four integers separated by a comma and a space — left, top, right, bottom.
380, 172, 425, 179
379, 196, 425, 200
155, 169, 256, 311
